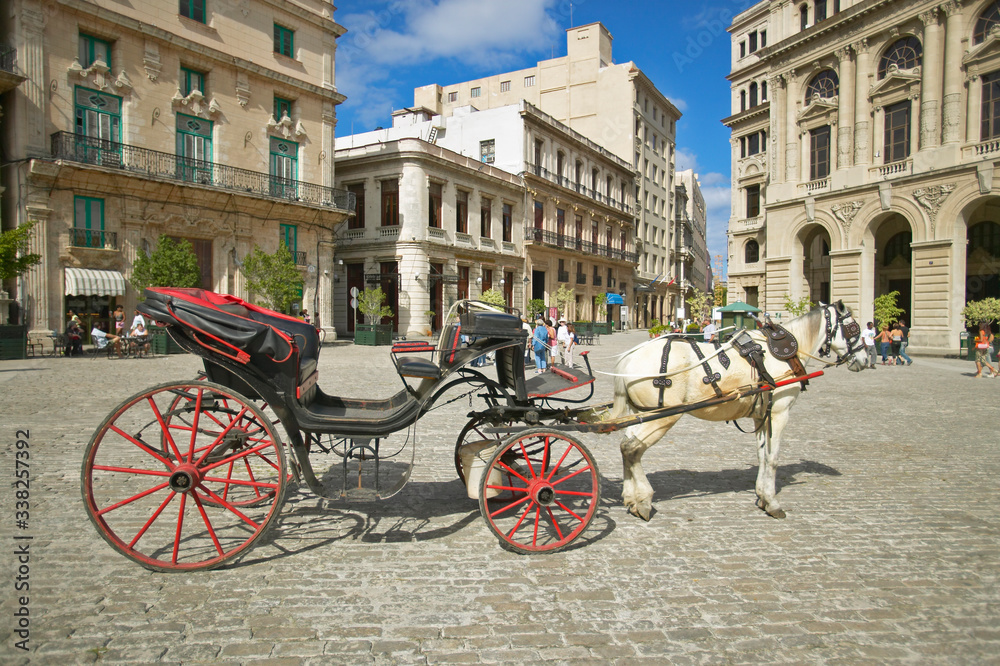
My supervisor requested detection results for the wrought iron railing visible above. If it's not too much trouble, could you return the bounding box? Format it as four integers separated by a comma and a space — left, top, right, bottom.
558, 270, 570, 282
291, 250, 306, 265
524, 227, 638, 263
524, 162, 632, 215
51, 132, 355, 211
70, 228, 118, 250
0, 48, 16, 74
576, 273, 587, 285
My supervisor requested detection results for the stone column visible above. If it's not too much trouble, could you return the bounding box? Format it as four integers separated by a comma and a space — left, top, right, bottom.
785, 74, 800, 182
966, 66, 982, 144
941, 1, 965, 144
769, 74, 784, 182
18, 3, 47, 156
23, 205, 51, 334
910, 239, 953, 352
829, 248, 863, 314
854, 38, 872, 165
837, 46, 855, 169
919, 7, 943, 150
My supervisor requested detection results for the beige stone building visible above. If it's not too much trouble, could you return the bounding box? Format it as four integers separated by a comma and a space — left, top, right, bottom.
725, 0, 1000, 354
673, 169, 712, 297
409, 22, 688, 329
333, 101, 636, 338
1, 0, 353, 338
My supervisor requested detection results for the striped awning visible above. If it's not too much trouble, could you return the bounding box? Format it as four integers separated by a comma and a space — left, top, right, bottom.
65, 267, 126, 296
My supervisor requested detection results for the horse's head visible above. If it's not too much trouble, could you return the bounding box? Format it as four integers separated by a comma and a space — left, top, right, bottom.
823, 301, 866, 372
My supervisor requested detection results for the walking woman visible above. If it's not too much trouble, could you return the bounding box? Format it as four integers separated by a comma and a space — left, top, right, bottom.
876, 323, 894, 365
890, 322, 905, 366
532, 318, 549, 374
973, 322, 997, 378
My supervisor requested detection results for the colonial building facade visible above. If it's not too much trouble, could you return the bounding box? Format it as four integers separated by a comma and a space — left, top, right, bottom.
1, 0, 353, 337
726, 0, 1000, 354
674, 169, 712, 296
409, 22, 689, 329
334, 101, 636, 338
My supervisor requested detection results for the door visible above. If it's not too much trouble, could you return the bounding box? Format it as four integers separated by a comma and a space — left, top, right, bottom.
74, 87, 121, 166
176, 114, 213, 184
270, 138, 298, 199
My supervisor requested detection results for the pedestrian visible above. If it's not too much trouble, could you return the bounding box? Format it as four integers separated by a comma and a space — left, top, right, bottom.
861, 321, 877, 368
521, 316, 533, 362
702, 318, 718, 342
113, 305, 125, 337
973, 322, 997, 378
301, 309, 311, 324
897, 318, 913, 365
556, 318, 571, 366
876, 323, 893, 365
565, 323, 578, 368
545, 318, 557, 366
532, 318, 549, 373
890, 322, 904, 365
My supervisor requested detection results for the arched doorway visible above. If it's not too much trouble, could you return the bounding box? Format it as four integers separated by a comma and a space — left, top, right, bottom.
873, 214, 913, 324
799, 225, 832, 304
965, 200, 1000, 305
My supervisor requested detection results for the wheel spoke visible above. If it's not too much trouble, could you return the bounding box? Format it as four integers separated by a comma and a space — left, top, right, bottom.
505, 503, 533, 539
489, 493, 531, 519
518, 440, 537, 479
172, 493, 187, 564
109, 425, 175, 468
554, 501, 585, 523
148, 397, 184, 463
551, 465, 592, 487
96, 482, 170, 517
546, 443, 574, 481
92, 465, 171, 477
197, 485, 261, 529
191, 493, 225, 557
128, 491, 176, 549
545, 507, 565, 540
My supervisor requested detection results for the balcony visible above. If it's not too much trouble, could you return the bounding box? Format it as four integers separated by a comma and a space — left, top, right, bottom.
732, 216, 764, 234
576, 273, 587, 285
51, 132, 355, 211
524, 162, 633, 215
593, 275, 603, 287
801, 177, 829, 194
557, 270, 570, 282
523, 227, 638, 263
70, 228, 118, 250
0, 47, 25, 94
291, 250, 306, 266
869, 158, 912, 180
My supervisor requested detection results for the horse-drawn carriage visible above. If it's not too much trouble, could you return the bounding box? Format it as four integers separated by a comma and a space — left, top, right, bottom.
81, 288, 866, 571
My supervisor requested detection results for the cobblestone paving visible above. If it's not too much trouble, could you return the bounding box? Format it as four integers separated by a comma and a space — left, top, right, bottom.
1, 332, 998, 664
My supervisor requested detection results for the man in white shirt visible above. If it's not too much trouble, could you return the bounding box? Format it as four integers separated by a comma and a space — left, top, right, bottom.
91, 323, 122, 357
130, 309, 146, 336
861, 321, 877, 368
556, 318, 571, 366
702, 319, 718, 343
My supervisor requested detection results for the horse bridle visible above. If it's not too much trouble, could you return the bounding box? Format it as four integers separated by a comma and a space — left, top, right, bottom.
819, 302, 862, 366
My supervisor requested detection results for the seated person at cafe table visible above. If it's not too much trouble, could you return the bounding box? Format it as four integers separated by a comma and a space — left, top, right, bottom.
91, 322, 123, 357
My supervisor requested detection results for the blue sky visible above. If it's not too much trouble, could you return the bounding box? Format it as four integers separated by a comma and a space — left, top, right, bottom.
333, 0, 753, 279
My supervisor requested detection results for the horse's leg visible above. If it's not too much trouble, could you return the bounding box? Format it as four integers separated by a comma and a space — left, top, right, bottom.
754, 406, 791, 518
621, 417, 680, 521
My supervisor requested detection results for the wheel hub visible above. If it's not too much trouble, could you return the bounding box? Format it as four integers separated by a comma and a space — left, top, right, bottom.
168, 464, 202, 494
531, 482, 556, 506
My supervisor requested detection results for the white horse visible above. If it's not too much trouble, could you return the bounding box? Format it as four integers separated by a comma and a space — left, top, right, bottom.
610, 302, 867, 521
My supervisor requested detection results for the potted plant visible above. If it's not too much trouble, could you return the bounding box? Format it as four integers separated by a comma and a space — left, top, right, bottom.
355, 287, 394, 345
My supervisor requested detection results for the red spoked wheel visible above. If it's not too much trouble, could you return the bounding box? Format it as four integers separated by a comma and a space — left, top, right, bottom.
479, 428, 600, 554
82, 380, 288, 571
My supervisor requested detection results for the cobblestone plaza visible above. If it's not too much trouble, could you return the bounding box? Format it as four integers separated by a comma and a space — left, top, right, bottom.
1, 332, 998, 663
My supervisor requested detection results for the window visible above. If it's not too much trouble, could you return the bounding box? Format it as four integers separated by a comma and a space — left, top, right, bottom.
502, 203, 512, 242
273, 23, 294, 58
181, 67, 205, 96
74, 87, 121, 159
745, 239, 760, 264
968, 221, 1000, 258
805, 70, 839, 104
810, 125, 831, 180
749, 32, 758, 53
456, 191, 469, 234
470, 86, 481, 98
815, 0, 827, 22
746, 184, 761, 218
750, 82, 758, 107
524, 75, 535, 87
982, 72, 1000, 141
269, 137, 297, 197
740, 90, 747, 112
740, 41, 746, 58
448, 91, 458, 103
761, 30, 766, 47
592, 223, 598, 246
747, 132, 761, 156
280, 224, 298, 254
481, 197, 492, 238
975, 1, 1000, 45
762, 80, 768, 101
177, 114, 213, 184
180, 0, 206, 23
274, 96, 292, 120
878, 37, 922, 79
428, 182, 442, 228
458, 266, 470, 300
480, 139, 495, 164
73, 196, 105, 248
500, 80, 510, 92
800, 4, 809, 30
883, 100, 911, 163
883, 231, 913, 266
557, 208, 565, 239
79, 33, 111, 69
347, 183, 365, 229
382, 179, 399, 226
482, 268, 493, 292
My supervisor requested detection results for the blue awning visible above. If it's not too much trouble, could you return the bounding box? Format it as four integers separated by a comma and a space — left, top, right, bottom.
606, 293, 624, 306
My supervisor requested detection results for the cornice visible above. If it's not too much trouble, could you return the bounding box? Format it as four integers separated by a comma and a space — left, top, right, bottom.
721, 102, 771, 128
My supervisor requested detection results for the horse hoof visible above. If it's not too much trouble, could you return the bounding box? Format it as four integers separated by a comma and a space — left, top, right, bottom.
767, 507, 786, 519
631, 500, 652, 522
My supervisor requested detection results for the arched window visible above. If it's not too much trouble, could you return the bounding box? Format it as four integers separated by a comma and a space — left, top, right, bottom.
800, 4, 809, 31
878, 37, 922, 79
740, 90, 747, 111
745, 239, 760, 264
968, 221, 1000, 258
882, 231, 912, 266
805, 70, 839, 104
761, 80, 768, 101
749, 82, 758, 107
975, 1, 1000, 45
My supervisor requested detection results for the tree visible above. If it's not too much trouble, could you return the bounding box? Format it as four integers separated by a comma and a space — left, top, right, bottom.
479, 288, 507, 308
528, 298, 546, 320
713, 283, 727, 308
0, 220, 42, 284
962, 297, 1000, 328
593, 294, 607, 322
554, 284, 575, 320
783, 293, 815, 317
130, 235, 202, 298
685, 287, 712, 323
873, 290, 905, 328
358, 286, 393, 324
241, 242, 301, 312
